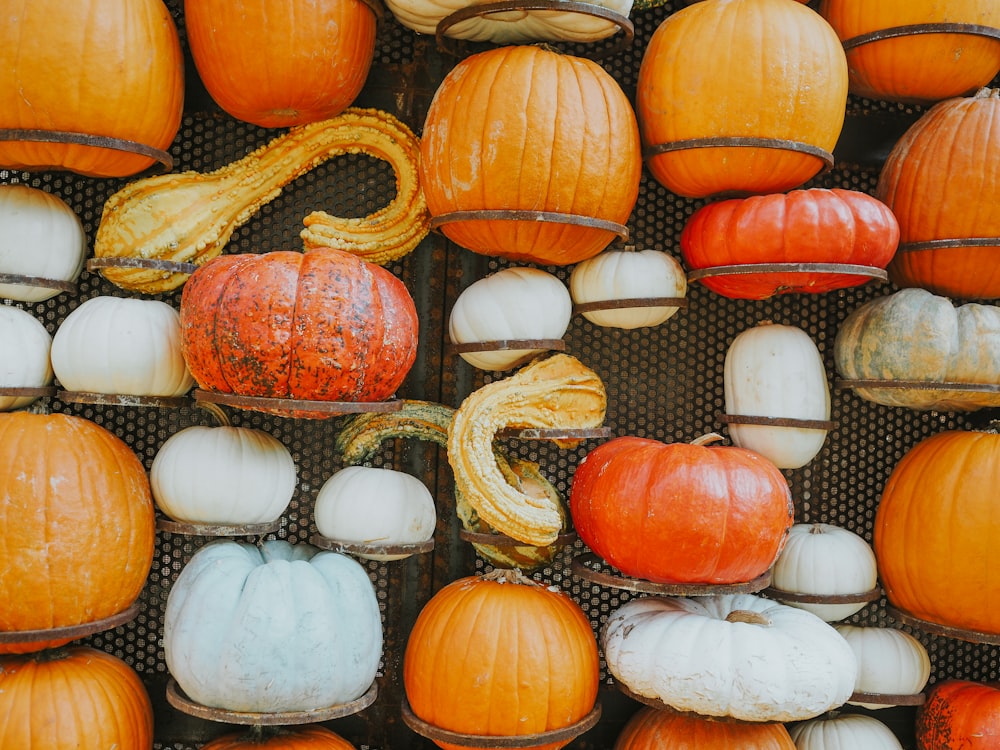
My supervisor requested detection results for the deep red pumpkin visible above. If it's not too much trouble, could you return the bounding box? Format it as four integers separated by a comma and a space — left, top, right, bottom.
917, 680, 1000, 749
680, 188, 899, 299
180, 248, 418, 415
569, 435, 794, 584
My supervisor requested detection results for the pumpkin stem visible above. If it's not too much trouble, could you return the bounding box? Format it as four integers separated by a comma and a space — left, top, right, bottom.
242, 725, 293, 743
725, 609, 772, 627
974, 87, 1000, 100
480, 568, 540, 587
690, 432, 726, 447
808, 523, 828, 534
31, 646, 72, 662
196, 401, 231, 427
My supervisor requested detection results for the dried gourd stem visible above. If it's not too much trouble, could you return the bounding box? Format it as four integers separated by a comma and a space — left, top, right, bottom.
725, 609, 772, 627
195, 400, 231, 427
690, 432, 726, 447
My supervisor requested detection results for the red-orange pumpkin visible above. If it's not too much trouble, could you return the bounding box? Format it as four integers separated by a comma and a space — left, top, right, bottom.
403, 570, 600, 750
569, 435, 794, 584
179, 248, 418, 416
680, 188, 899, 298
874, 429, 1000, 634
615, 706, 797, 750
877, 87, 1000, 300
917, 680, 1000, 749
0, 412, 155, 654
0, 0, 184, 177
636, 0, 849, 198
202, 726, 357, 749
0, 646, 154, 749
419, 45, 642, 266
819, 0, 1000, 103
184, 0, 376, 128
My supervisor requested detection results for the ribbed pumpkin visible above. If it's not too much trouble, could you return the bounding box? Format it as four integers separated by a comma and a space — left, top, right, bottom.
403, 570, 600, 750
185, 0, 376, 128
876, 88, 1000, 300
874, 428, 1000, 634
0, 0, 184, 177
0, 412, 155, 653
680, 188, 899, 298
202, 726, 357, 750
179, 248, 418, 415
614, 706, 797, 750
0, 646, 153, 749
819, 0, 1000, 103
0, 305, 53, 413
420, 45, 642, 266
569, 434, 794, 584
637, 0, 849, 198
917, 680, 1000, 749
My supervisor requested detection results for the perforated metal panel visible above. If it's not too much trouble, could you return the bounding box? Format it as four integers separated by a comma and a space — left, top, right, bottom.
3, 0, 999, 748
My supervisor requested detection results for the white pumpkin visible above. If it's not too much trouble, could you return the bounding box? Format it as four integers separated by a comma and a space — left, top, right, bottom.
724, 322, 831, 469
770, 522, 878, 622
602, 594, 857, 723
51, 296, 195, 397
314, 465, 436, 561
0, 305, 53, 411
569, 248, 687, 330
0, 184, 86, 302
789, 714, 903, 750
164, 539, 382, 713
835, 625, 931, 709
448, 266, 572, 371
383, 0, 633, 44
151, 411, 296, 525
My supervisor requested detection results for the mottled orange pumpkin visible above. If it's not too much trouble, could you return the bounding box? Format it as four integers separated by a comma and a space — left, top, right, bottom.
185, 0, 376, 128
179, 248, 418, 416
637, 0, 849, 198
917, 680, 1000, 749
875, 429, 1000, 634
0, 647, 153, 749
615, 706, 797, 750
820, 0, 1000, 103
0, 412, 155, 653
403, 570, 600, 750
0, 0, 184, 177
877, 87, 1000, 300
420, 45, 642, 266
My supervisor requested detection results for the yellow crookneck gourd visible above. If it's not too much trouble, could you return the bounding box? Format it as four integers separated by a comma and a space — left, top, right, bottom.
335, 399, 570, 570
93, 107, 429, 294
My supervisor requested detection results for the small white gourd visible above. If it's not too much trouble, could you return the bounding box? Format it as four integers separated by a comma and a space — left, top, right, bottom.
448, 266, 572, 371
569, 248, 687, 330
724, 321, 831, 468
789, 714, 904, 750
771, 522, 878, 622
150, 404, 296, 525
50, 296, 195, 397
835, 624, 931, 709
0, 184, 86, 302
314, 465, 436, 561
0, 304, 53, 411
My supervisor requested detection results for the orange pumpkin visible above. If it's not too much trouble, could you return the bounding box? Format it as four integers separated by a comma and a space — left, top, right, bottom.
819, 0, 1000, 103
403, 570, 600, 750
636, 0, 849, 198
419, 45, 642, 266
0, 412, 155, 653
184, 0, 376, 128
615, 706, 797, 750
202, 726, 357, 749
876, 87, 1000, 300
874, 428, 1000, 635
0, 0, 184, 177
0, 646, 154, 749
917, 680, 1000, 749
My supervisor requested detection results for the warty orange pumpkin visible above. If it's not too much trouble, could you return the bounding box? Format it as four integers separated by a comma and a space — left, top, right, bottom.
0, 646, 154, 749
420, 45, 642, 266
0, 412, 155, 653
179, 247, 418, 416
0, 0, 184, 177
876, 87, 1000, 300
184, 0, 377, 128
